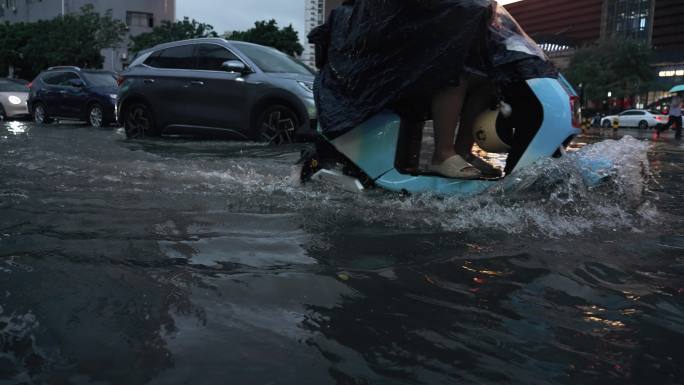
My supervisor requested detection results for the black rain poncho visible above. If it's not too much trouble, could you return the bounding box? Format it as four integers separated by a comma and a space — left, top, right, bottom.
309, 0, 558, 137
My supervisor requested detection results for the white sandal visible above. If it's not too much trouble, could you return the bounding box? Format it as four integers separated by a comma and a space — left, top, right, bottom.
429, 155, 481, 179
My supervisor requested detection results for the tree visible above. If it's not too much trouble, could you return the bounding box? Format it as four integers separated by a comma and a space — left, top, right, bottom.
565, 38, 656, 102
228, 20, 304, 57
130, 18, 218, 53
0, 5, 126, 79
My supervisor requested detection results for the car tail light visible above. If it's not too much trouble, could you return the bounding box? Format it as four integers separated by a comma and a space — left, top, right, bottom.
570, 96, 581, 128
27, 82, 33, 88
116, 75, 125, 87
656, 116, 666, 122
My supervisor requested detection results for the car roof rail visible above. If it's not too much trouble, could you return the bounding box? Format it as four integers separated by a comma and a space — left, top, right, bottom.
47, 66, 81, 71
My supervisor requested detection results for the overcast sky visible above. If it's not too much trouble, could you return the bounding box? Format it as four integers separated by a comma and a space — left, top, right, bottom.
176, 0, 306, 41
176, 0, 523, 43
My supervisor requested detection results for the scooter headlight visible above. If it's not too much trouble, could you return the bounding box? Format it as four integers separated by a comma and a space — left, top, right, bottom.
8, 95, 21, 105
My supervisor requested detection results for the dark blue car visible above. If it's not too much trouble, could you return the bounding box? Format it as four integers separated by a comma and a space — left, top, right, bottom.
28, 67, 118, 127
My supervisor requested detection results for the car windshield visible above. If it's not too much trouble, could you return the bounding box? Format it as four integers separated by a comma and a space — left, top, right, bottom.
0, 79, 29, 92
233, 43, 314, 75
82, 72, 117, 87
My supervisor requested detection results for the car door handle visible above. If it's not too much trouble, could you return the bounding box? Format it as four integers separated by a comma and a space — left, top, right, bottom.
188, 81, 205, 87
143, 79, 155, 84
58, 90, 67, 94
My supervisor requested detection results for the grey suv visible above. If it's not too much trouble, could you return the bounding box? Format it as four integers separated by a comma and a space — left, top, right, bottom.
118, 38, 317, 144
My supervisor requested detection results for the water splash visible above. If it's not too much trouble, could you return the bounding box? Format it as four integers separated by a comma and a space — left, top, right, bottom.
392, 136, 656, 236
32, 134, 655, 238
134, 136, 655, 237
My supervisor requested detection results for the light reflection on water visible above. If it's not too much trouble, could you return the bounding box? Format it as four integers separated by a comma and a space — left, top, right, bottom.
3, 120, 30, 136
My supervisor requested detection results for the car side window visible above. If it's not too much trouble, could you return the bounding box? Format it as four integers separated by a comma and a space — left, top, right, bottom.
143, 51, 162, 67
58, 72, 81, 87
196, 44, 240, 71
42, 72, 65, 85
146, 45, 197, 70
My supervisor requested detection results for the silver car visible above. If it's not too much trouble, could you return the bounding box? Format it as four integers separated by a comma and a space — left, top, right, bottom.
0, 79, 30, 121
118, 38, 317, 144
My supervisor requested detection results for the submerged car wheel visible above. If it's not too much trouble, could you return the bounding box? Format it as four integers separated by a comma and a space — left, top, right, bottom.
88, 103, 105, 128
602, 120, 611, 128
124, 103, 157, 139
33, 103, 52, 125
638, 120, 648, 130
258, 105, 300, 145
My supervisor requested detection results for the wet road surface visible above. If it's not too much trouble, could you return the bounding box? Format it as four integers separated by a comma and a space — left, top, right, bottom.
0, 121, 683, 385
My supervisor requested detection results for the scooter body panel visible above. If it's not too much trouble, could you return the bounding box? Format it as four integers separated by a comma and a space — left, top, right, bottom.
329, 112, 401, 179
512, 78, 581, 173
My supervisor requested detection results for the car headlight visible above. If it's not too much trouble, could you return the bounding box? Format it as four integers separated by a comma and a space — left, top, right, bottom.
8, 95, 21, 105
297, 81, 314, 94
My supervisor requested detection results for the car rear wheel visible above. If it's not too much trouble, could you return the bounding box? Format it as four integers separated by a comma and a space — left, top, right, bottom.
33, 103, 53, 125
257, 105, 300, 145
638, 120, 648, 130
88, 103, 106, 128
123, 103, 158, 139
602, 120, 611, 128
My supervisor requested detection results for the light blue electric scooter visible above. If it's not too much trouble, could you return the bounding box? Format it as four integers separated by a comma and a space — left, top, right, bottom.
300, 75, 608, 196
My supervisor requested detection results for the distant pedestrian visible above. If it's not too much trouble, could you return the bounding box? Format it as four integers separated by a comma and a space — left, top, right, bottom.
659, 93, 683, 139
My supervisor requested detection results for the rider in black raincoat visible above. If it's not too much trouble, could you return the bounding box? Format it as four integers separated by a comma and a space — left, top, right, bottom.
309, 0, 556, 137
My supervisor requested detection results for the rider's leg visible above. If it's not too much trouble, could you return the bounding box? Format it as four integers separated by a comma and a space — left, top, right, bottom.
454, 78, 502, 177
429, 79, 481, 179
454, 78, 492, 156
431, 82, 467, 165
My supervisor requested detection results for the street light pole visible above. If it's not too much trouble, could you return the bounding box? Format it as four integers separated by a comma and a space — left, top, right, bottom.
61, 0, 65, 16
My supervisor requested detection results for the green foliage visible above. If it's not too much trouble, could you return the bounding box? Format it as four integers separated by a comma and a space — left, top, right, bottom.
0, 5, 126, 79
130, 18, 218, 53
228, 20, 304, 57
565, 38, 656, 101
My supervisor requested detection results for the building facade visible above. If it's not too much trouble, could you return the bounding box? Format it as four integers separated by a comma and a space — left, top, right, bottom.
506, 0, 684, 108
303, 0, 324, 68
0, 0, 176, 72
302, 0, 343, 68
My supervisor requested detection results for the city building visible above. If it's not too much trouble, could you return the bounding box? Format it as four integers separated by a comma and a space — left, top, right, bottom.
0, 0, 176, 72
505, 0, 684, 108
303, 0, 324, 68
302, 0, 343, 68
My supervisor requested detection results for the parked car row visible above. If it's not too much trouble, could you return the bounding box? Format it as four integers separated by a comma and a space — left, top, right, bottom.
600, 109, 668, 129
22, 38, 318, 145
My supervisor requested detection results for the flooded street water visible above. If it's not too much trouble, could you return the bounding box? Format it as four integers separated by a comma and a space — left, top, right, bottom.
1, 121, 682, 385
